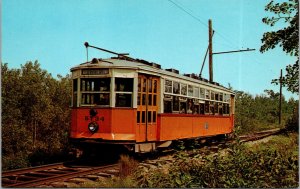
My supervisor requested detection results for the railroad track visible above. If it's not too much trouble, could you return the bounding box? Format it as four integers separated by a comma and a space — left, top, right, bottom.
2, 128, 282, 188
238, 128, 282, 143
2, 161, 119, 188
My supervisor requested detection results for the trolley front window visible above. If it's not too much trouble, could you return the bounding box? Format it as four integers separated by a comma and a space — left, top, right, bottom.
80, 78, 110, 106
115, 78, 133, 107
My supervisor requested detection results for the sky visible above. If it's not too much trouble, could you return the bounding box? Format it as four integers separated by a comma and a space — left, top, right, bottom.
2, 0, 298, 100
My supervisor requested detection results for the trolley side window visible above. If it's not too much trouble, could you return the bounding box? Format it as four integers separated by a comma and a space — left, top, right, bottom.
80, 78, 110, 106
163, 95, 172, 113
181, 83, 187, 95
193, 87, 199, 98
115, 78, 133, 107
165, 80, 172, 93
200, 88, 205, 99
73, 79, 78, 107
173, 81, 180, 94
188, 85, 193, 96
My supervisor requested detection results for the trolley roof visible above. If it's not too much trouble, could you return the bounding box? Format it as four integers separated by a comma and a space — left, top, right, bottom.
71, 57, 234, 94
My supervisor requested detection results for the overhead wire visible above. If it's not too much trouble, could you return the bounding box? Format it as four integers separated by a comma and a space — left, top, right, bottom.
167, 0, 208, 28
168, 0, 240, 50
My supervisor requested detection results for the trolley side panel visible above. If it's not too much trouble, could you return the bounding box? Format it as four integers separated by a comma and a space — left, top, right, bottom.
158, 114, 233, 141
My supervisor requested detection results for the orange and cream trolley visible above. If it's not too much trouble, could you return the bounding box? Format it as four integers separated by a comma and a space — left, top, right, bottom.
70, 53, 235, 153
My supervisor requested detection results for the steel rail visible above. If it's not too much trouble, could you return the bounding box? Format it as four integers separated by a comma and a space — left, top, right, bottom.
2, 162, 65, 177
4, 163, 119, 188
240, 128, 282, 143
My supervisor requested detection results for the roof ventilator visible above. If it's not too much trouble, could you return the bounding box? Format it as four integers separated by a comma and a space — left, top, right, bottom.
165, 68, 179, 74
91, 58, 100, 64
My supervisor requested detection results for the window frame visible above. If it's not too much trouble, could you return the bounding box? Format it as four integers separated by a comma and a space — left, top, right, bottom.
80, 78, 111, 107
115, 78, 134, 108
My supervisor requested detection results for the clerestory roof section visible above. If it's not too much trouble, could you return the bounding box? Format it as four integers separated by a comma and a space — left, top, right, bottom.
70, 56, 234, 94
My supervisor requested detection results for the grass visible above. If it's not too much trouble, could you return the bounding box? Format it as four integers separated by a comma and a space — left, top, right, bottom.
80, 133, 299, 188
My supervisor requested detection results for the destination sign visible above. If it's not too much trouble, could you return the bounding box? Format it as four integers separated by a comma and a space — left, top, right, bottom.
82, 69, 109, 75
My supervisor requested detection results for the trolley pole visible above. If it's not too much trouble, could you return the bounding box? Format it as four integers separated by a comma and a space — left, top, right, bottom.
279, 69, 282, 124
208, 19, 213, 82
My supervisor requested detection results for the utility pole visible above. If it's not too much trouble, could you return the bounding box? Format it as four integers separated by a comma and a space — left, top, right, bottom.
279, 69, 282, 124
208, 19, 213, 82
204, 19, 255, 82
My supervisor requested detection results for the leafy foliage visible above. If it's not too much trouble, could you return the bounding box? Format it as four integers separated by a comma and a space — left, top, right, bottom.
260, 0, 299, 94
235, 90, 299, 134
234, 90, 298, 134
1, 61, 72, 170
134, 133, 299, 188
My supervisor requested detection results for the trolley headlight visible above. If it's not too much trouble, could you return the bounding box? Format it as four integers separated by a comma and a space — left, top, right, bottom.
88, 122, 99, 133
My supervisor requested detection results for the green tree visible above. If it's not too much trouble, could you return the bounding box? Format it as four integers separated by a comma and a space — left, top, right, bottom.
260, 0, 299, 94
1, 61, 72, 170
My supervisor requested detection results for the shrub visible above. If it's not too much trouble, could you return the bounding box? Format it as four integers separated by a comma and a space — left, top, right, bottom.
118, 155, 138, 178
2, 153, 29, 171
135, 133, 299, 188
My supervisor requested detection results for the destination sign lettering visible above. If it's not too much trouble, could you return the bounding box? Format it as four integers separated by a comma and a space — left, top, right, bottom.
82, 69, 109, 75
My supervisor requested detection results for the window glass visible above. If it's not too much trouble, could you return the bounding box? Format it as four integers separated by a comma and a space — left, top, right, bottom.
181, 84, 187, 95
73, 79, 78, 107
223, 103, 229, 114
193, 104, 199, 114
200, 88, 205, 99
99, 79, 110, 91
153, 80, 157, 93
205, 90, 210, 99
148, 94, 152, 105
81, 78, 110, 91
115, 78, 133, 108
142, 94, 146, 105
153, 95, 157, 106
218, 103, 223, 115
173, 96, 179, 111
143, 79, 146, 92
200, 103, 205, 114
99, 93, 110, 105
211, 91, 215, 100
187, 99, 194, 114
137, 111, 140, 123
116, 94, 132, 107
73, 93, 78, 107
148, 111, 152, 123
215, 93, 219, 101
148, 79, 152, 93
164, 100, 172, 113
224, 94, 230, 103
165, 80, 172, 93
80, 78, 110, 106
220, 93, 223, 101
142, 111, 146, 123
137, 93, 141, 105
180, 102, 186, 113
227, 94, 231, 103
226, 104, 230, 114
205, 101, 209, 113
153, 112, 157, 122
73, 79, 78, 92
210, 101, 215, 115
194, 87, 199, 98
115, 78, 133, 92
214, 102, 218, 114
173, 81, 180, 94
188, 85, 193, 96
138, 78, 141, 92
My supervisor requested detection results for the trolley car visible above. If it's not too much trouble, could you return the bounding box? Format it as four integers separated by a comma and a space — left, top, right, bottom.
70, 46, 235, 153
